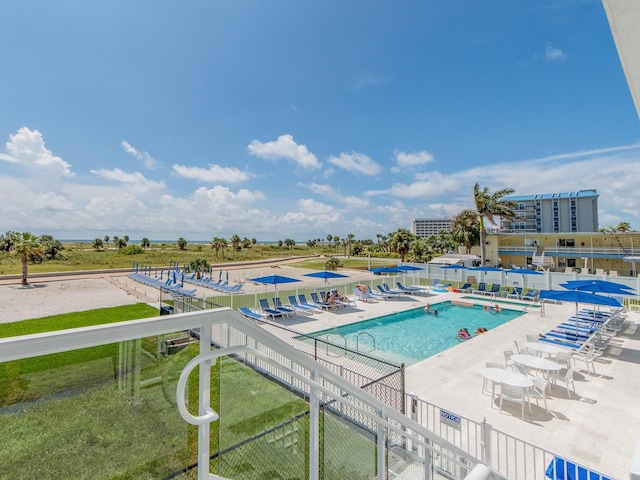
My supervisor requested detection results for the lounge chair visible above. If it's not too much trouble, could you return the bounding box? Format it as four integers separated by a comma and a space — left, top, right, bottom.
382, 283, 405, 295
238, 307, 268, 321
353, 287, 376, 303
483, 284, 501, 296
458, 283, 473, 293
472, 283, 487, 295
396, 281, 428, 294
310, 292, 334, 310
506, 287, 523, 300
272, 297, 296, 316
377, 285, 401, 297
258, 298, 284, 319
522, 289, 539, 301
288, 295, 320, 313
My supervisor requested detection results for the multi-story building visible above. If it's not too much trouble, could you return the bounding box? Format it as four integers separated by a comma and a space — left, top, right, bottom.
412, 217, 453, 237
500, 190, 599, 233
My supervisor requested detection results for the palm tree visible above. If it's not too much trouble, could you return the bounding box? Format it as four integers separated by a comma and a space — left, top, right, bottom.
230, 235, 241, 257
123, 235, 129, 244
190, 258, 210, 279
177, 237, 187, 250
140, 237, 150, 248
9, 232, 43, 286
219, 238, 228, 259
333, 235, 340, 253
615, 221, 632, 233
326, 234, 332, 246
451, 209, 480, 254
103, 235, 109, 248
473, 183, 516, 266
211, 237, 224, 258
389, 228, 414, 262
284, 238, 296, 250
92, 238, 103, 251
347, 233, 355, 256
251, 238, 257, 247
112, 236, 119, 249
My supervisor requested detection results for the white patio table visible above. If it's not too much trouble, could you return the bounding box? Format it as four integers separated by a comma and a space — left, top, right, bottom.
479, 368, 533, 407
525, 341, 571, 357
512, 354, 561, 390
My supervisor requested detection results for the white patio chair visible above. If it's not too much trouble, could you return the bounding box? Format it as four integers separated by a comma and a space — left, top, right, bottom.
514, 340, 536, 356
499, 383, 531, 419
503, 350, 515, 369
572, 345, 597, 374
483, 362, 504, 395
530, 377, 549, 416
554, 351, 571, 368
549, 367, 576, 398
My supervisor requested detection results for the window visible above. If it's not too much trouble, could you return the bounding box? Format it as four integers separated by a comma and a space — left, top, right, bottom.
557, 238, 575, 247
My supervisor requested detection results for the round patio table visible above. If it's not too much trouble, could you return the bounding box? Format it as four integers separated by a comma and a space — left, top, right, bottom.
479, 368, 533, 407
512, 354, 561, 391
525, 342, 571, 357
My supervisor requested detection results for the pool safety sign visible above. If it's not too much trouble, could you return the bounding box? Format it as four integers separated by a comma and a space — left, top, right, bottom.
440, 409, 461, 430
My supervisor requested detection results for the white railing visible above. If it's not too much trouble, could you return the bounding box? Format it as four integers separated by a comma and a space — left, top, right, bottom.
406, 393, 617, 480
0, 308, 485, 480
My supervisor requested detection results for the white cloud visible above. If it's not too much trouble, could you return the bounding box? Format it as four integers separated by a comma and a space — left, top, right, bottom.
327, 152, 382, 176
0, 153, 19, 163
247, 134, 321, 170
394, 150, 435, 168
302, 182, 370, 209
5, 127, 74, 177
90, 168, 165, 191
172, 164, 249, 183
122, 141, 160, 169
545, 44, 566, 61
391, 171, 462, 199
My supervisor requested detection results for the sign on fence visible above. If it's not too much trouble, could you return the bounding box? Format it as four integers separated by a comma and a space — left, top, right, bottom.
440, 409, 461, 430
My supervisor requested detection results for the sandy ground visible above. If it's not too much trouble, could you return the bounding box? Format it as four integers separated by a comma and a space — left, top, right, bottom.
0, 263, 380, 324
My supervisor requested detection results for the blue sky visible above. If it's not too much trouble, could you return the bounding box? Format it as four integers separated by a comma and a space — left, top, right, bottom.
1, 0, 639, 242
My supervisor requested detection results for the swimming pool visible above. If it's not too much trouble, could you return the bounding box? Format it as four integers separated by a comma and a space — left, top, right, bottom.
308, 301, 522, 366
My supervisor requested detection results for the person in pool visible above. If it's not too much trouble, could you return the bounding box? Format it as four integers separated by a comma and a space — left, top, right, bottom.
457, 328, 471, 339
424, 303, 431, 313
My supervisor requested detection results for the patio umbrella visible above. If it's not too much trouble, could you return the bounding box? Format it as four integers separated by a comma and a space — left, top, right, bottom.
396, 264, 424, 285
249, 274, 301, 298
469, 266, 503, 283
540, 289, 623, 307
369, 267, 402, 275
561, 279, 635, 294
303, 270, 349, 286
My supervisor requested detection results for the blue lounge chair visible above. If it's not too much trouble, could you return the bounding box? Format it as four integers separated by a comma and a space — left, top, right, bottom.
272, 297, 296, 316
382, 283, 404, 295
484, 284, 501, 296
545, 456, 613, 480
458, 283, 473, 293
288, 295, 320, 313
238, 307, 267, 321
472, 283, 487, 295
522, 289, 539, 301
376, 285, 400, 298
506, 287, 522, 299
396, 281, 428, 294
258, 299, 284, 318
310, 292, 334, 310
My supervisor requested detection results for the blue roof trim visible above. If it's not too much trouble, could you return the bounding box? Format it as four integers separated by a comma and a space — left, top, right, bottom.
505, 190, 598, 202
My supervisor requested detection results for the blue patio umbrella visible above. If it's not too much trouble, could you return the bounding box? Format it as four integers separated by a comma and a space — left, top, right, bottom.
396, 264, 424, 285
249, 274, 301, 297
369, 267, 402, 274
304, 270, 349, 289
540, 289, 623, 307
469, 266, 504, 272
561, 279, 635, 294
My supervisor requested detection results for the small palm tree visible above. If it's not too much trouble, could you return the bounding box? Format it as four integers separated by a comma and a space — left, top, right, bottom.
140, 237, 150, 248
473, 183, 516, 266
92, 238, 104, 251
451, 209, 480, 254
230, 235, 241, 257
9, 232, 43, 286
177, 237, 187, 250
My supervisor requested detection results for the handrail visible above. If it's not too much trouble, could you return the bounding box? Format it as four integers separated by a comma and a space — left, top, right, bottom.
325, 331, 347, 357
356, 332, 376, 352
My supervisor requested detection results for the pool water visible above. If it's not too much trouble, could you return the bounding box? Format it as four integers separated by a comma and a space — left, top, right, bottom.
309, 301, 522, 366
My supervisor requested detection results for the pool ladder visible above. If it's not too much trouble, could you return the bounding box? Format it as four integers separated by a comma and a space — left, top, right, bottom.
356, 332, 376, 353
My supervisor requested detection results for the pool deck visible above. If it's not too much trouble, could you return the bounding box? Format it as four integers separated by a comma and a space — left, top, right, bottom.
269, 290, 640, 480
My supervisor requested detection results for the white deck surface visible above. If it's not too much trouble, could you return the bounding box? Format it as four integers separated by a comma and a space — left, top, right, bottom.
271, 290, 640, 480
